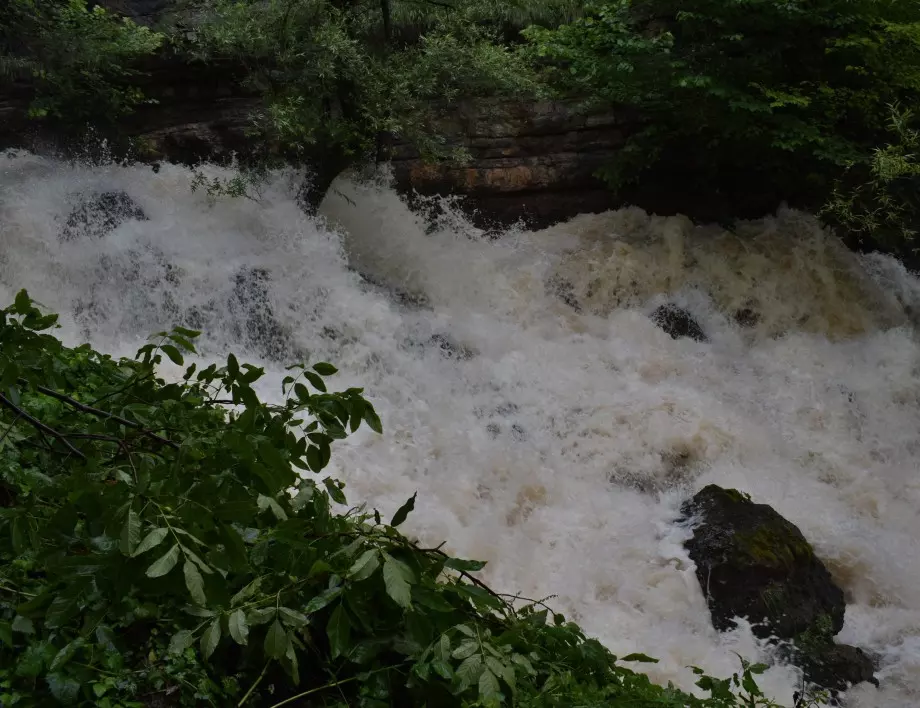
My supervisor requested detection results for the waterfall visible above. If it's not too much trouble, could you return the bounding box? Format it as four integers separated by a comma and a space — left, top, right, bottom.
2, 151, 919, 705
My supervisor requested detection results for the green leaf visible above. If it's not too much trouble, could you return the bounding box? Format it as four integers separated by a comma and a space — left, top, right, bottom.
145, 543, 180, 578
457, 654, 484, 690
348, 549, 380, 581
412, 586, 454, 612
452, 640, 478, 660
257, 494, 289, 521
183, 558, 207, 605
172, 326, 201, 339
133, 527, 168, 557
229, 609, 249, 646
46, 673, 81, 703
181, 545, 214, 575
479, 667, 501, 705
11, 615, 34, 635
247, 608, 277, 626
231, 578, 262, 606
13, 288, 30, 312
326, 604, 351, 659
294, 382, 310, 402
383, 555, 414, 609
444, 557, 487, 573
307, 445, 323, 472
304, 371, 327, 392
50, 639, 83, 672
455, 624, 475, 638
120, 509, 141, 556
161, 344, 184, 365
0, 621, 11, 647
169, 629, 194, 655
201, 618, 221, 660
323, 476, 346, 504
313, 362, 338, 375
621, 653, 659, 664
390, 492, 417, 527
279, 607, 308, 629
264, 619, 289, 659
44, 595, 78, 628
305, 586, 343, 614
363, 405, 383, 434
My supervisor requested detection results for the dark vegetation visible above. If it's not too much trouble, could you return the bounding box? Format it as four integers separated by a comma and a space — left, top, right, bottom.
2, 0, 919, 257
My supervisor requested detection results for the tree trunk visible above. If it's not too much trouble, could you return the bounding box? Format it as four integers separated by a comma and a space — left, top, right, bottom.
295, 152, 352, 215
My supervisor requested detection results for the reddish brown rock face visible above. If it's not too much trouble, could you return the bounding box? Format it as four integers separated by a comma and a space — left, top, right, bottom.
390, 98, 631, 228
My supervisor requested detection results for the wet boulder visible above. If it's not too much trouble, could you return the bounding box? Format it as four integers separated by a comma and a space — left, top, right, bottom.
681, 485, 877, 693
733, 307, 761, 328
650, 304, 707, 342
229, 267, 290, 360
61, 191, 147, 241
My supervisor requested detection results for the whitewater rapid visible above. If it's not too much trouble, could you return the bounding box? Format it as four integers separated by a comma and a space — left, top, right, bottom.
2, 152, 919, 705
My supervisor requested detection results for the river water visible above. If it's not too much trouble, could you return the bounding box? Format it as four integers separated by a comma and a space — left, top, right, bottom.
2, 152, 919, 705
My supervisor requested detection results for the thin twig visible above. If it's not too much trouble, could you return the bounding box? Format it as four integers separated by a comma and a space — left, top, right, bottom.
237, 661, 270, 707
27, 382, 179, 449
0, 409, 23, 447
267, 665, 397, 708
425, 546, 505, 604
0, 393, 86, 460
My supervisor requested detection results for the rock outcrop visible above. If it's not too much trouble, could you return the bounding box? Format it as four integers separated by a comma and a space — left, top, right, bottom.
389, 99, 632, 228
681, 485, 877, 694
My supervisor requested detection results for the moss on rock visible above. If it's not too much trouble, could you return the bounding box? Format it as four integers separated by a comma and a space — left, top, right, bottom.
680, 484, 877, 693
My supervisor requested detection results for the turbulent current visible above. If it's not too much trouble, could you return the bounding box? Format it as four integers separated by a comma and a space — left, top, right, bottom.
2, 151, 920, 706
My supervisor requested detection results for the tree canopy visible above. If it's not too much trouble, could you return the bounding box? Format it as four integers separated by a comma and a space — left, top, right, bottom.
524, 0, 920, 249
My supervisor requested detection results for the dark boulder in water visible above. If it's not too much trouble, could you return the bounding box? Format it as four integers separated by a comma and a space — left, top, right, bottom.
733, 307, 761, 328
681, 485, 877, 693
61, 191, 147, 241
428, 333, 474, 360
229, 268, 290, 360
546, 275, 581, 313
650, 304, 707, 342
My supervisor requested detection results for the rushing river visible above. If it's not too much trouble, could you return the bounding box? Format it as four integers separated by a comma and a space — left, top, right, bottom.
2, 151, 920, 705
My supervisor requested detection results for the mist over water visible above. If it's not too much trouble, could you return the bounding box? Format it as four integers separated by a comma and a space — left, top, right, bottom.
2, 151, 920, 705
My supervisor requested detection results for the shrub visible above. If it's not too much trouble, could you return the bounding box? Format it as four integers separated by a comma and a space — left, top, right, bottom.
178, 0, 541, 210
0, 291, 824, 706
523, 0, 920, 224
0, 0, 163, 123
822, 104, 920, 265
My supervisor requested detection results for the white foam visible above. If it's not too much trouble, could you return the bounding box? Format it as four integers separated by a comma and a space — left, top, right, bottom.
2, 152, 918, 704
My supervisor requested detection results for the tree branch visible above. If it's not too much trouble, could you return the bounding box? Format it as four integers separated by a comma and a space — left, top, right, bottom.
27, 382, 179, 449
0, 392, 86, 460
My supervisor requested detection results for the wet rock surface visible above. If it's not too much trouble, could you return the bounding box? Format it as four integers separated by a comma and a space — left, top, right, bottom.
228, 267, 290, 360
650, 304, 708, 342
681, 485, 877, 693
61, 191, 147, 241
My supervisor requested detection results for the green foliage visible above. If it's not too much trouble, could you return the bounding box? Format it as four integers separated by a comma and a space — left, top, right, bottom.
0, 0, 163, 122
524, 0, 920, 225
0, 291, 824, 706
179, 0, 540, 205
822, 104, 920, 258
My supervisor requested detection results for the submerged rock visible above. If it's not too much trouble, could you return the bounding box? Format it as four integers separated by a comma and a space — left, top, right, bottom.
61, 191, 147, 241
650, 304, 707, 342
681, 485, 877, 693
733, 307, 761, 328
229, 267, 290, 360
428, 333, 475, 360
